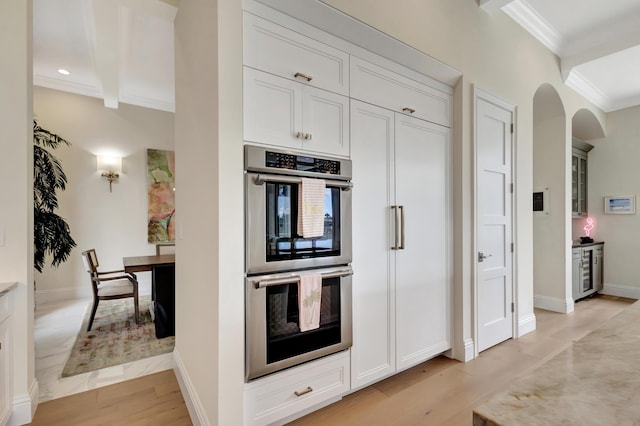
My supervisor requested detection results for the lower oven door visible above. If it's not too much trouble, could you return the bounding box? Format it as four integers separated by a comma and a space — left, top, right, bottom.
245, 265, 353, 381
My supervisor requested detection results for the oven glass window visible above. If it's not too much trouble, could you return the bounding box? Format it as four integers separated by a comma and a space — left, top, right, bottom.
266, 277, 341, 364
265, 183, 341, 262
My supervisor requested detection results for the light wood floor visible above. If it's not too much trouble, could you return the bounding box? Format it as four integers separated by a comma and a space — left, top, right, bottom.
289, 295, 635, 425
28, 370, 191, 426
27, 295, 634, 426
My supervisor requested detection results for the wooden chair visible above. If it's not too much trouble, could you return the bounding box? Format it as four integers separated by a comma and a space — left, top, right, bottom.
81, 249, 140, 331
155, 243, 175, 255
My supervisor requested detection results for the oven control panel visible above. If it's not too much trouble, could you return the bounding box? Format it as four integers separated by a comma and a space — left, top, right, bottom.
265, 151, 340, 175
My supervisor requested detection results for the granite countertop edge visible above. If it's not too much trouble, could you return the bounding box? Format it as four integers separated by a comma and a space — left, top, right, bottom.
572, 240, 604, 248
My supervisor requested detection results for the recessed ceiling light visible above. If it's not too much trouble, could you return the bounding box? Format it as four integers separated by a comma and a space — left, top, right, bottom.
57, 68, 70, 75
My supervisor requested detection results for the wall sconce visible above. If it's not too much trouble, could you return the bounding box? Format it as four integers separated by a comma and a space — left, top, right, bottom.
97, 155, 122, 193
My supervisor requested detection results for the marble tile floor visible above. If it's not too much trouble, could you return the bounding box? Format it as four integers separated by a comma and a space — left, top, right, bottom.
35, 297, 174, 403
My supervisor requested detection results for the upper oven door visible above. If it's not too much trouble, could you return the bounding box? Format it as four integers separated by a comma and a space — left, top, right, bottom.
245, 172, 352, 274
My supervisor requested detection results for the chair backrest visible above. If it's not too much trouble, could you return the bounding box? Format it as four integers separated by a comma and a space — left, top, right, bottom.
156, 243, 175, 255
81, 249, 99, 275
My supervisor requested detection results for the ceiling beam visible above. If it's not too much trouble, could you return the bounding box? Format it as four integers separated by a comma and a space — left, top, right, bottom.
477, 0, 515, 13
561, 29, 640, 80
90, 0, 120, 109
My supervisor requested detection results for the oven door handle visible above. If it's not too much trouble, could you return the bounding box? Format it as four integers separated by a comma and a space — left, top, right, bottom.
253, 174, 353, 190
253, 268, 354, 289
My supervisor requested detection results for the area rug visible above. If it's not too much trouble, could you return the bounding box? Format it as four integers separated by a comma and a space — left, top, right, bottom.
61, 295, 175, 377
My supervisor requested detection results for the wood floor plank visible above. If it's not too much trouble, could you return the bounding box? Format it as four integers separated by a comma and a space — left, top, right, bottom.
28, 295, 634, 425
289, 295, 635, 425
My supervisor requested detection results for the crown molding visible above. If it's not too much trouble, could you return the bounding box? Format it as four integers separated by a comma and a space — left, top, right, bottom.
564, 69, 612, 112
502, 0, 563, 55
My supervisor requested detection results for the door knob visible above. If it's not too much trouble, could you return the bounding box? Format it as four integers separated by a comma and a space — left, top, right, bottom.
478, 251, 492, 262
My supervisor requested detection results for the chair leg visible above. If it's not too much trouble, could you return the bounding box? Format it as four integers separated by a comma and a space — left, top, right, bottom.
133, 294, 140, 324
87, 298, 99, 331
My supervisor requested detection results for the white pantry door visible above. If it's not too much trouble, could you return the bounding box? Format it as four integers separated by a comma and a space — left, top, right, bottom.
476, 90, 514, 353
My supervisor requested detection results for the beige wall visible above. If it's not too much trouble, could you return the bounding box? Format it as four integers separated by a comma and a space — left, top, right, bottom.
322, 0, 605, 340
1, 0, 37, 423
33, 86, 175, 301
173, 0, 244, 423
588, 106, 640, 297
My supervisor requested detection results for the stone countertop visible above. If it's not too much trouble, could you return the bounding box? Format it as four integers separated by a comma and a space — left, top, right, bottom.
473, 300, 640, 425
0, 282, 17, 296
572, 240, 604, 248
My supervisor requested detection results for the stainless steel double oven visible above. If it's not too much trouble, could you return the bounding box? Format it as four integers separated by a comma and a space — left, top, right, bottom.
244, 145, 353, 381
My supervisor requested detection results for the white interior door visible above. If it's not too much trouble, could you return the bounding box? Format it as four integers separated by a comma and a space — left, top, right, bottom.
476, 90, 514, 353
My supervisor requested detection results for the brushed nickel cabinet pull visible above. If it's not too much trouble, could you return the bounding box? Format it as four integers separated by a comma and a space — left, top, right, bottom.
391, 206, 399, 250
399, 205, 405, 250
402, 107, 415, 114
294, 72, 313, 82
294, 386, 313, 397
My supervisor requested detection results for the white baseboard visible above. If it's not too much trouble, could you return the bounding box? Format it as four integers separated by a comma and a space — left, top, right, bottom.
462, 338, 475, 362
8, 378, 39, 426
601, 283, 640, 300
534, 294, 574, 313
518, 313, 536, 337
174, 349, 208, 426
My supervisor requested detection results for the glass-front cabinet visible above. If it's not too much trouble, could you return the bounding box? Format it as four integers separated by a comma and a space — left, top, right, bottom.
572, 147, 588, 217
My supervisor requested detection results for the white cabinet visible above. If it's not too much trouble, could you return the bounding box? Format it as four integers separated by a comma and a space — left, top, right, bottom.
350, 100, 451, 390
0, 288, 13, 426
350, 56, 452, 128
243, 67, 350, 157
572, 147, 588, 217
573, 243, 604, 301
243, 12, 349, 96
244, 351, 350, 426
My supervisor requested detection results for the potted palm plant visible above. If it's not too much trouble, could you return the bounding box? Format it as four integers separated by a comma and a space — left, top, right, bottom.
33, 120, 76, 273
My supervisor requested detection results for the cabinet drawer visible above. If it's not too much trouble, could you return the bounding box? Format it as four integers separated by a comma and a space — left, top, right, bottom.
350, 56, 452, 127
244, 351, 350, 426
0, 293, 8, 323
244, 12, 349, 96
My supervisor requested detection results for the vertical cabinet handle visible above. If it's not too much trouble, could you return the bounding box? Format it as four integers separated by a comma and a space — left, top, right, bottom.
399, 205, 405, 250
391, 206, 399, 250
294, 72, 313, 82
304, 133, 312, 140
296, 132, 302, 139
294, 386, 313, 397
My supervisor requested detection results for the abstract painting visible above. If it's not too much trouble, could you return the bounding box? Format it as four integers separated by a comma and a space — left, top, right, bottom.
147, 149, 175, 242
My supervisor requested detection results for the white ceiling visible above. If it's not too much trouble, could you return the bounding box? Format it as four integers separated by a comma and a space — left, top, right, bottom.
34, 0, 640, 114
481, 0, 640, 112
33, 0, 177, 113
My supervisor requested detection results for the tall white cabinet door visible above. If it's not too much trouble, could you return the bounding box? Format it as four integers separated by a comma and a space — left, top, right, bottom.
394, 114, 451, 371
350, 100, 397, 390
243, 67, 302, 150
302, 86, 349, 157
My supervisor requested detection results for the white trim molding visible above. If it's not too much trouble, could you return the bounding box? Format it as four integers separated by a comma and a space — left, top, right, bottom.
534, 294, 574, 314
8, 379, 39, 426
502, 0, 563, 54
601, 283, 640, 300
518, 313, 537, 337
173, 349, 207, 426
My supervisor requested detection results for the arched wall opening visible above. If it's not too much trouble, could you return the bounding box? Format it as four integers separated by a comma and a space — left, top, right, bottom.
532, 83, 570, 312
571, 108, 605, 240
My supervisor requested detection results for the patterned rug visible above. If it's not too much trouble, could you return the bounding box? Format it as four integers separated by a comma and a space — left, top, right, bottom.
62, 295, 175, 377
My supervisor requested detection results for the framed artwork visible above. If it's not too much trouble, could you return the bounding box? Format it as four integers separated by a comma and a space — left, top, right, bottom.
604, 195, 635, 215
147, 149, 175, 242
